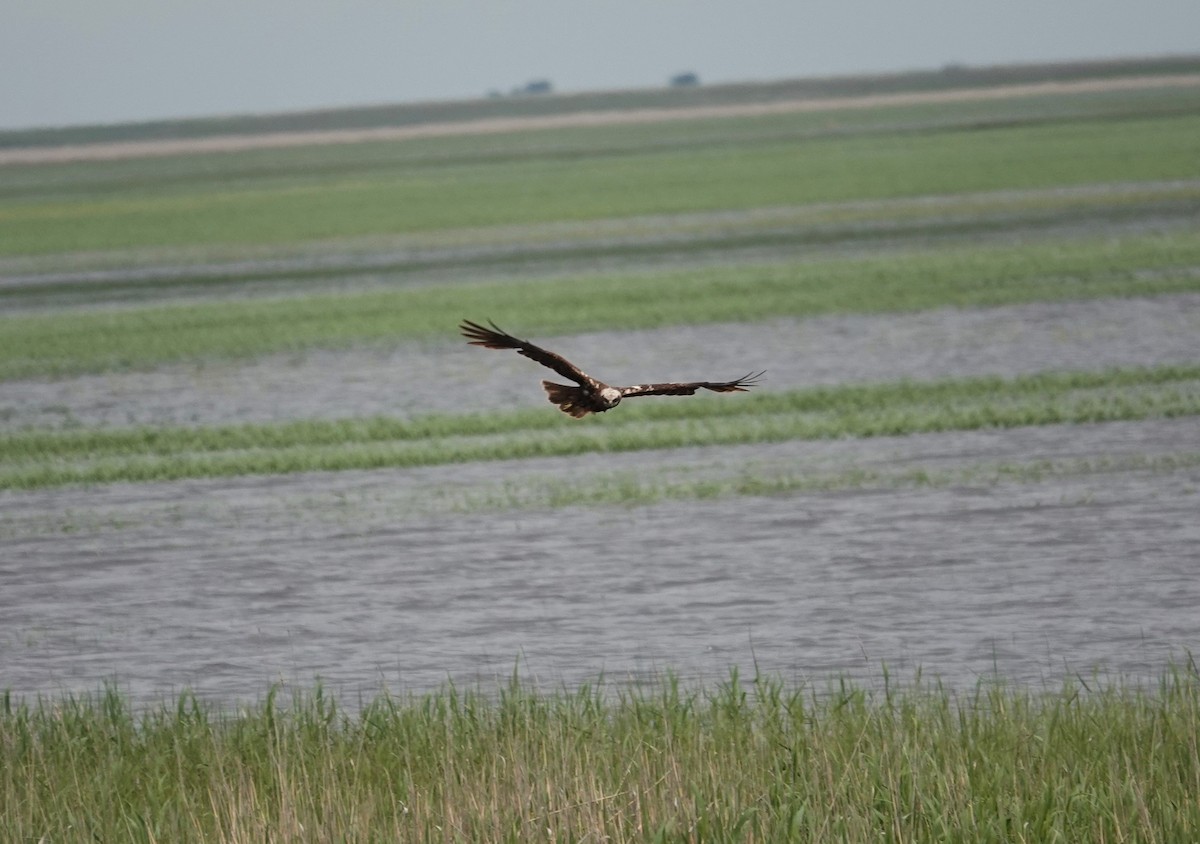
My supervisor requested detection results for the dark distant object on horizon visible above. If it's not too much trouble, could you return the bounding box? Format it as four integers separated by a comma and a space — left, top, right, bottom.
513, 79, 553, 96
670, 72, 700, 87
460, 319, 763, 418
489, 80, 553, 98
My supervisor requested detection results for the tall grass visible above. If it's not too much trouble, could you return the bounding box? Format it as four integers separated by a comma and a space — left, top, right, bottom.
3, 668, 1198, 841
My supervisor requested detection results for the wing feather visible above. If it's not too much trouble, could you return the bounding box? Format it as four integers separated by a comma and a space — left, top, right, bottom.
619, 371, 765, 398
459, 319, 593, 386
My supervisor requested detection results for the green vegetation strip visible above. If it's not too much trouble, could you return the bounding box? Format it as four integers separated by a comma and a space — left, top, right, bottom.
4, 231, 1200, 380
457, 452, 1200, 512
4, 106, 1199, 256
3, 366, 1197, 490
3, 669, 1199, 841
8, 180, 1200, 312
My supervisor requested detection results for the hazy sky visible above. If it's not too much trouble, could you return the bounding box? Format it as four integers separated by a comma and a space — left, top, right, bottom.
3, 0, 1198, 131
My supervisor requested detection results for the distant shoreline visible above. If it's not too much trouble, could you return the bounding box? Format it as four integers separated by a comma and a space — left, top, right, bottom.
4, 72, 1199, 166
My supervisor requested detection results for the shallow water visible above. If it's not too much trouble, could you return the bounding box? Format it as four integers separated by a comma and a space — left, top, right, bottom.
4, 290, 1199, 705
4, 293, 1199, 431
2, 419, 1197, 706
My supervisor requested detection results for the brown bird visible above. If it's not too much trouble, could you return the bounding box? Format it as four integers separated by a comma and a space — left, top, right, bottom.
460, 319, 763, 418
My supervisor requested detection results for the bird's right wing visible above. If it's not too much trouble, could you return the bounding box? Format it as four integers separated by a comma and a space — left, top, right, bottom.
459, 320, 593, 386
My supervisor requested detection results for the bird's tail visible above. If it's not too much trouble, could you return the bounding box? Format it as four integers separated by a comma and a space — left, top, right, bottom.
542, 381, 592, 418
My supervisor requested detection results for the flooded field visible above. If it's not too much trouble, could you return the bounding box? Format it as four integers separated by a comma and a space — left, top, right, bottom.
4, 76, 1199, 714
3, 287, 1200, 706
3, 415, 1197, 706
4, 293, 1199, 430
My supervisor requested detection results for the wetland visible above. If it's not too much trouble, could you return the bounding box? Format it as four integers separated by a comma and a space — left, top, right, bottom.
2, 59, 1199, 841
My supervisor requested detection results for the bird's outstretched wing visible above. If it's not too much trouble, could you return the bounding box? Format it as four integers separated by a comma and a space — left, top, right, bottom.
459, 319, 593, 386
619, 371, 765, 398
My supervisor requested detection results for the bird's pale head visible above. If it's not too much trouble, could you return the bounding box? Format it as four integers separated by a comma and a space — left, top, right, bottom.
599, 387, 622, 408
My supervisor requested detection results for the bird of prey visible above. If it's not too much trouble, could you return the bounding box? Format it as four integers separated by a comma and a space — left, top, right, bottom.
460, 319, 763, 418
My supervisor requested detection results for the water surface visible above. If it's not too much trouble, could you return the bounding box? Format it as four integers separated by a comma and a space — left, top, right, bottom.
3, 419, 1196, 705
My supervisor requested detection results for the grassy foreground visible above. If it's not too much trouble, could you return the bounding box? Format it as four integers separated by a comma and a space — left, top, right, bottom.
3, 669, 1198, 842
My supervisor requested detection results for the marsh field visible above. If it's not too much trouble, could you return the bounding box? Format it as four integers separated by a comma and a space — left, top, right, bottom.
3, 60, 1200, 840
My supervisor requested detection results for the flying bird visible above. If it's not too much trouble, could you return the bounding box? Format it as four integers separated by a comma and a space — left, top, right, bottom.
460, 319, 763, 418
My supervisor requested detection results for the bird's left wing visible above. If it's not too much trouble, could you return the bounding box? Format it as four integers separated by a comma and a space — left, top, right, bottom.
619, 371, 765, 398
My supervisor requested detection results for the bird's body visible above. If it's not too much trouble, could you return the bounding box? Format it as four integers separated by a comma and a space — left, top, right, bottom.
460, 319, 763, 417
